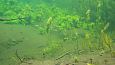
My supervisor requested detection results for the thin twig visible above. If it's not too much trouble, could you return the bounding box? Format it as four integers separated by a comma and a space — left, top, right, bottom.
56, 51, 71, 60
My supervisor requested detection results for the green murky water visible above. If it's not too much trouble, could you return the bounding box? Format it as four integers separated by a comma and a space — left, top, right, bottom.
0, 0, 115, 65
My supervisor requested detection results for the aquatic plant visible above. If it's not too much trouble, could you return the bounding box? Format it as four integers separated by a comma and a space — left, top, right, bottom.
99, 22, 113, 54
111, 51, 115, 58
42, 41, 62, 58
73, 56, 79, 63
46, 17, 53, 33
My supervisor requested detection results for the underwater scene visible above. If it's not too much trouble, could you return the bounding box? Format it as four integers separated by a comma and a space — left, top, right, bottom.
0, 0, 115, 65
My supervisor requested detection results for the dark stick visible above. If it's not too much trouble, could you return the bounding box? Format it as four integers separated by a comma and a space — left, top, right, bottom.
0, 17, 25, 21
56, 51, 71, 60
15, 49, 23, 63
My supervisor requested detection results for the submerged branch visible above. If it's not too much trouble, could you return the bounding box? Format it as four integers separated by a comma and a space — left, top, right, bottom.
0, 17, 25, 21
56, 51, 71, 60
15, 49, 23, 63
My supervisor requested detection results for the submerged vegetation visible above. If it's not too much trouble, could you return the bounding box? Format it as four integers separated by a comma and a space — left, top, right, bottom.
0, 0, 115, 65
